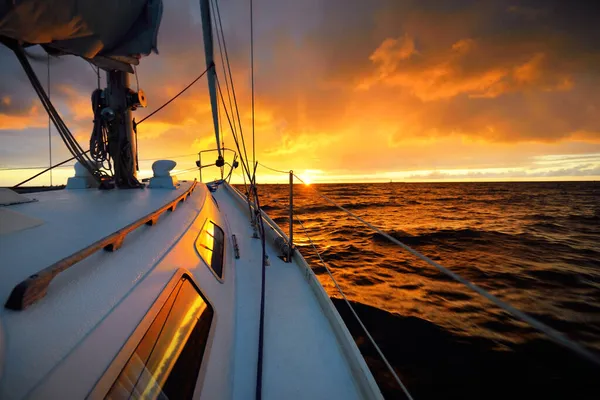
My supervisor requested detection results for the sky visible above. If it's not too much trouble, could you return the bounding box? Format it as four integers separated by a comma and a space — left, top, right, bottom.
1, 0, 600, 185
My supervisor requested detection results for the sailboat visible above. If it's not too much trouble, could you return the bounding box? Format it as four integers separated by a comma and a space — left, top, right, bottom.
2, 1, 599, 399
0, 1, 385, 399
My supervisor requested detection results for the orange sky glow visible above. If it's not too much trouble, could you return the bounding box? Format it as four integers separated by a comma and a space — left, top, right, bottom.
1, 0, 600, 186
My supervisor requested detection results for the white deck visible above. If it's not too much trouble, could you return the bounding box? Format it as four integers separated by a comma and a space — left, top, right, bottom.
213, 184, 373, 399
0, 181, 381, 399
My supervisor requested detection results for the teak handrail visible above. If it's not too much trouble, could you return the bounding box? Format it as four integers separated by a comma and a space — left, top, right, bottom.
5, 180, 198, 311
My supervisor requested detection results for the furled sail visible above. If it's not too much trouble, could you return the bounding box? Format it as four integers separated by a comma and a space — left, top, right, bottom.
0, 0, 163, 68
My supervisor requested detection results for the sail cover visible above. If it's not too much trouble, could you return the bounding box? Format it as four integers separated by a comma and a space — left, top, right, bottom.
0, 0, 163, 61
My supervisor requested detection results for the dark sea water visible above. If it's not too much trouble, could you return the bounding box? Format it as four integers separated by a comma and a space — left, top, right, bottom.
254, 181, 600, 399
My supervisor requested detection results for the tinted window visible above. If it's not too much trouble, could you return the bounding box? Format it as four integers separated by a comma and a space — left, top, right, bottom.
196, 221, 225, 279
107, 277, 213, 400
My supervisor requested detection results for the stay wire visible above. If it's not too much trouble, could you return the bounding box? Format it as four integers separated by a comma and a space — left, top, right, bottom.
12, 45, 100, 182
215, 75, 252, 181
210, 0, 239, 143
250, 0, 256, 180
212, 0, 250, 172
12, 151, 89, 188
257, 162, 288, 174
295, 215, 414, 400
291, 173, 600, 367
47, 53, 53, 186
136, 63, 214, 126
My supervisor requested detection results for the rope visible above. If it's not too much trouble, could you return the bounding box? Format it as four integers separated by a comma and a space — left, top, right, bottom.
291, 173, 600, 367
89, 89, 112, 171
136, 63, 214, 126
11, 44, 102, 183
258, 162, 288, 174
0, 165, 72, 171
11, 47, 210, 188
172, 166, 201, 176
12, 152, 88, 188
251, 178, 268, 400
295, 216, 414, 400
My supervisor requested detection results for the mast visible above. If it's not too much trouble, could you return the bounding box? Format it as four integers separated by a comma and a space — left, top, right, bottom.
199, 0, 223, 164
105, 70, 140, 187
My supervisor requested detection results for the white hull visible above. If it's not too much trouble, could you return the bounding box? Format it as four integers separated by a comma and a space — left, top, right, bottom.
0, 181, 382, 399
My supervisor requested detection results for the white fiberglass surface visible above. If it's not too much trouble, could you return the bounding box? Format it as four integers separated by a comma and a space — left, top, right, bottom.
0, 182, 196, 304
0, 182, 207, 399
212, 185, 362, 400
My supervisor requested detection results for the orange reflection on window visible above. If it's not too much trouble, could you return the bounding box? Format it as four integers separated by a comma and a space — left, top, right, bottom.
195, 221, 225, 279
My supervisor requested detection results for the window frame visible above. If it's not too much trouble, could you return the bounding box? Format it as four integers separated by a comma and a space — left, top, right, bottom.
195, 219, 226, 283
89, 269, 216, 399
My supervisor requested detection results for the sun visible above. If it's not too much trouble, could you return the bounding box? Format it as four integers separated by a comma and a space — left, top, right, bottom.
297, 169, 323, 185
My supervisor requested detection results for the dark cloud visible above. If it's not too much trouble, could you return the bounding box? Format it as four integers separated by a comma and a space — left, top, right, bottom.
2, 0, 600, 178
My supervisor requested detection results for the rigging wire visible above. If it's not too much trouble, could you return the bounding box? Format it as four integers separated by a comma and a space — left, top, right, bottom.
136, 63, 214, 126
255, 161, 600, 366
0, 165, 72, 171
257, 162, 288, 174
13, 63, 212, 187
215, 75, 252, 180
12, 44, 102, 182
250, 0, 256, 182
173, 166, 201, 176
12, 152, 88, 188
295, 215, 414, 400
47, 53, 53, 186
289, 172, 600, 367
211, 0, 251, 172
218, 86, 225, 179
210, 0, 239, 143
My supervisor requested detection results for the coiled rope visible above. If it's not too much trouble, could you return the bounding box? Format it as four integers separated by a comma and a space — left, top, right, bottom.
89, 89, 112, 172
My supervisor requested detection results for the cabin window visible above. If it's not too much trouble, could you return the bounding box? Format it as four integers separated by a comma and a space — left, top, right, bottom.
106, 277, 213, 399
196, 220, 225, 279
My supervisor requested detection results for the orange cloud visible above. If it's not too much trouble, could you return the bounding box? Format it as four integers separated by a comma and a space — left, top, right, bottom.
360, 37, 574, 101
0, 103, 46, 130
3, 0, 600, 185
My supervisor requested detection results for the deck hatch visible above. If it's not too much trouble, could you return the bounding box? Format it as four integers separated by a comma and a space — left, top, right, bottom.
195, 220, 225, 280
106, 276, 213, 399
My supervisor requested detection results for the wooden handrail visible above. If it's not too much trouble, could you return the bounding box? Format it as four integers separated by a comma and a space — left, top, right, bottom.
5, 180, 198, 311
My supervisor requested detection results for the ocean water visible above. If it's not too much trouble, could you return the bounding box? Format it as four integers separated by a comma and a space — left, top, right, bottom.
254, 181, 600, 399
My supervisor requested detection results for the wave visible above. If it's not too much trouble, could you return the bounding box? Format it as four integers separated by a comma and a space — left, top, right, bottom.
332, 298, 600, 400
370, 228, 498, 246
432, 196, 463, 202
528, 222, 570, 234
370, 228, 600, 260
567, 214, 600, 223
298, 201, 392, 213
